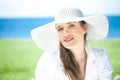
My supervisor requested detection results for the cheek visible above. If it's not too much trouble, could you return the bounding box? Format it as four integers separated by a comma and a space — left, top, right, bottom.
72, 29, 85, 38
72, 29, 82, 35
57, 33, 63, 42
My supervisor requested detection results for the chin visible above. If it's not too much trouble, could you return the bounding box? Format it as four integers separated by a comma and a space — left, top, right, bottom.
63, 43, 75, 49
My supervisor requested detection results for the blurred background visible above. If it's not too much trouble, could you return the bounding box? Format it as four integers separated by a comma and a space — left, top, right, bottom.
0, 0, 120, 80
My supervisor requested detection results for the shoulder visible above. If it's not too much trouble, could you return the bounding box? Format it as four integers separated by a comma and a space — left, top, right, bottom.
35, 48, 68, 80
92, 48, 109, 59
35, 47, 62, 75
92, 48, 113, 71
91, 48, 112, 68
89, 48, 112, 67
91, 48, 113, 79
37, 48, 62, 67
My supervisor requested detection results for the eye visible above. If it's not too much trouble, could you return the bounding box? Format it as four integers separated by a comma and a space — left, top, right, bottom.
57, 28, 63, 31
69, 24, 75, 28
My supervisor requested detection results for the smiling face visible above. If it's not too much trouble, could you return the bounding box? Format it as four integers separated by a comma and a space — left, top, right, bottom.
55, 21, 88, 49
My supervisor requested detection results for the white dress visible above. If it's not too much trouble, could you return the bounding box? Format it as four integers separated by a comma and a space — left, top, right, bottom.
35, 45, 113, 80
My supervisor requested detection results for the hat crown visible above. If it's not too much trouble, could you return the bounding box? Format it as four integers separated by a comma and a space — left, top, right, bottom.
56, 8, 84, 19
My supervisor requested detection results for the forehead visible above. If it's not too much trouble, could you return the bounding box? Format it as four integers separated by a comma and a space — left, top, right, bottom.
55, 21, 79, 27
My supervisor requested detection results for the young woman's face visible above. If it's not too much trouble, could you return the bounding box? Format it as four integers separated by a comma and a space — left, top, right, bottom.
55, 21, 87, 49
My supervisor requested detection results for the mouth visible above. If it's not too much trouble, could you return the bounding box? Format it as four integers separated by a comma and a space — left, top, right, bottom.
64, 37, 73, 42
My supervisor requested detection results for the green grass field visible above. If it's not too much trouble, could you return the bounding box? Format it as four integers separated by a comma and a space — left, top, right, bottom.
0, 39, 120, 80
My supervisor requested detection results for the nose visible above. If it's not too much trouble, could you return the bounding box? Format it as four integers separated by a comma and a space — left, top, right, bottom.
63, 28, 71, 37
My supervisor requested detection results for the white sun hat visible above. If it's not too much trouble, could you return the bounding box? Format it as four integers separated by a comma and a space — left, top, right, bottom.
30, 7, 109, 51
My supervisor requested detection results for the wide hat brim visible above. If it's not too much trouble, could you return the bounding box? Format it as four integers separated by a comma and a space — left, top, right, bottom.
31, 15, 108, 51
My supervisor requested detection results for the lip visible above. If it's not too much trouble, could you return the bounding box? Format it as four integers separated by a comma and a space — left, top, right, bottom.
64, 37, 73, 42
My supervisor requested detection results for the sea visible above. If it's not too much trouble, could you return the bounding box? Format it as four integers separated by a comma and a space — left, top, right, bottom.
0, 16, 120, 39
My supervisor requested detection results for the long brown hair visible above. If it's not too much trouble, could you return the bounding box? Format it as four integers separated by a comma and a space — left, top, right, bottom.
59, 21, 87, 80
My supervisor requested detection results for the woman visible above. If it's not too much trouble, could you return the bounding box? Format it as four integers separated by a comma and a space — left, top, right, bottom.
31, 8, 113, 80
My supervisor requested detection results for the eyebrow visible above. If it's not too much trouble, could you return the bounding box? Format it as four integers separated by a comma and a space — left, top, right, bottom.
55, 25, 61, 29
67, 22, 75, 24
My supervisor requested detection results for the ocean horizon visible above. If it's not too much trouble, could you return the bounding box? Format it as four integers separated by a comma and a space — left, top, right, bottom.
0, 16, 120, 39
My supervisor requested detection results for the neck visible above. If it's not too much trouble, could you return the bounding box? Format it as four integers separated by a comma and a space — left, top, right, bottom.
70, 44, 87, 63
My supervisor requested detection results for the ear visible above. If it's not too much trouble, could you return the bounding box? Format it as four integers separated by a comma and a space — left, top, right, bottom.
83, 24, 88, 34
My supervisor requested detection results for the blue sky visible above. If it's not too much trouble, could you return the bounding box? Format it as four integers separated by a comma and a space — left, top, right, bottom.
0, 0, 120, 18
